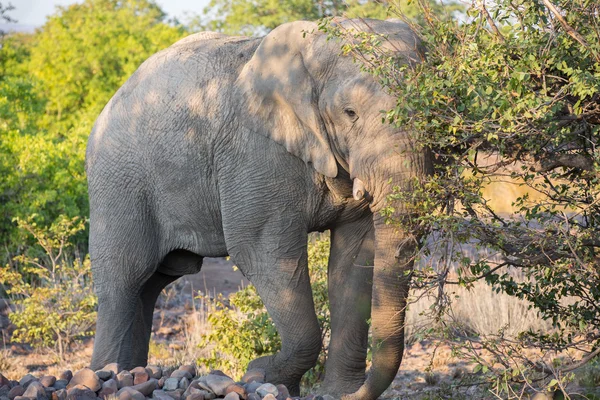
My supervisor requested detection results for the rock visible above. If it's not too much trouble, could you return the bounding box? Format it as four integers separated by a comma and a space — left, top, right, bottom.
147, 366, 162, 380
1, 385, 10, 397
95, 370, 113, 381
23, 381, 47, 400
244, 382, 261, 395
185, 395, 204, 400
65, 385, 95, 400
130, 379, 157, 396
275, 385, 289, 400
178, 378, 189, 391
256, 383, 278, 398
8, 386, 25, 400
98, 379, 118, 399
198, 391, 214, 400
162, 378, 179, 392
262, 395, 276, 400
0, 375, 10, 388
19, 376, 37, 390
43, 388, 55, 397
182, 381, 202, 398
132, 372, 148, 386
168, 371, 191, 381
246, 395, 260, 400
152, 391, 172, 400
116, 371, 134, 389
178, 366, 196, 378
201, 375, 234, 397
225, 384, 245, 400
241, 370, 264, 384
321, 396, 334, 400
104, 364, 121, 374
67, 369, 101, 393
208, 371, 227, 378
52, 382, 67, 392
162, 391, 181, 400
53, 389, 66, 400
223, 393, 239, 400
117, 387, 145, 400
38, 378, 55, 390
57, 373, 72, 384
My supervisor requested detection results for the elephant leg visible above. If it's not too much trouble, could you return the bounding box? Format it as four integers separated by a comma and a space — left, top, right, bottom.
322, 217, 374, 396
234, 243, 321, 396
131, 270, 181, 366
90, 258, 153, 371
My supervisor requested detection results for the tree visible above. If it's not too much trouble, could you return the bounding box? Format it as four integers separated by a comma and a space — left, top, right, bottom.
192, 0, 462, 36
325, 0, 600, 395
0, 0, 186, 262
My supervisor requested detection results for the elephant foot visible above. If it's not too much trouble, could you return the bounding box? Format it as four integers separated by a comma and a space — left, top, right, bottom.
247, 354, 302, 396
319, 374, 365, 399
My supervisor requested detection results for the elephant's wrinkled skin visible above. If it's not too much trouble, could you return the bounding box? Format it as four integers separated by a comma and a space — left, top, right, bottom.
86, 19, 430, 400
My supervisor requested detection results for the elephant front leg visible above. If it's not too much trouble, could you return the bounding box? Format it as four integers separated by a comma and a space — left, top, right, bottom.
232, 244, 322, 396
322, 218, 374, 397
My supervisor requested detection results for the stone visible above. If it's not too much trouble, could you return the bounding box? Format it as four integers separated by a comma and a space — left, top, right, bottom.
151, 391, 172, 400
320, 396, 335, 400
67, 369, 101, 393
162, 378, 179, 392
130, 379, 157, 396
43, 388, 55, 397
201, 375, 234, 397
147, 367, 162, 380
162, 391, 181, 400
117, 387, 145, 400
18, 376, 37, 390
133, 372, 148, 386
244, 382, 261, 395
178, 378, 189, 391
53, 389, 66, 400
116, 372, 134, 389
240, 370, 264, 384
275, 385, 289, 400
185, 395, 204, 400
57, 373, 72, 383
22, 382, 47, 400
262, 395, 276, 400
225, 384, 245, 400
65, 385, 95, 400
95, 370, 113, 381
182, 381, 202, 398
1, 386, 10, 397
52, 382, 67, 392
38, 378, 55, 390
0, 375, 10, 388
256, 383, 278, 398
246, 395, 260, 400
178, 366, 196, 378
8, 386, 25, 400
198, 391, 214, 400
168, 372, 191, 382
223, 393, 239, 400
98, 379, 118, 399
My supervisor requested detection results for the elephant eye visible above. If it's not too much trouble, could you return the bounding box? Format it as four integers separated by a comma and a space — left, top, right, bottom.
344, 108, 358, 121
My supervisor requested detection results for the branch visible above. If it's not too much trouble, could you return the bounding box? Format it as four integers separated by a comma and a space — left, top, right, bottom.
541, 0, 600, 62
530, 153, 596, 173
478, 0, 506, 43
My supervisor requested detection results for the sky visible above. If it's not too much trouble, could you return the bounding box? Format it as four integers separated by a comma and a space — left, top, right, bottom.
9, 0, 211, 27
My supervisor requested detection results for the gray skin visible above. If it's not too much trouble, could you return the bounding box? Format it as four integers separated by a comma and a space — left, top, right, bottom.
86, 19, 431, 400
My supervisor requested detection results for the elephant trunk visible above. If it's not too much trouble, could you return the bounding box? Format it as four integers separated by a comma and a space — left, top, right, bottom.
344, 158, 425, 400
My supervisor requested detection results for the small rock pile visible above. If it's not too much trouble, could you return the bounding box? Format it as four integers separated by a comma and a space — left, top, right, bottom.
0, 365, 335, 400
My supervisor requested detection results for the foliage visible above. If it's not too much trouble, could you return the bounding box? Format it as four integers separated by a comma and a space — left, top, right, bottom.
190, 0, 462, 36
323, 0, 600, 396
197, 236, 331, 387
0, 216, 96, 360
0, 0, 186, 265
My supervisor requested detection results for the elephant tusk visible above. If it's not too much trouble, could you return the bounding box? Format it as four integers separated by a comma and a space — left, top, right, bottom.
352, 178, 367, 201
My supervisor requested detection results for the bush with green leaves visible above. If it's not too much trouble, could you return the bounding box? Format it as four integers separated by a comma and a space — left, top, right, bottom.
0, 216, 96, 360
322, 0, 600, 396
198, 235, 331, 387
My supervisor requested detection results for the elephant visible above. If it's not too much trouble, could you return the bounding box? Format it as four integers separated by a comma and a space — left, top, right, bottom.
86, 18, 430, 400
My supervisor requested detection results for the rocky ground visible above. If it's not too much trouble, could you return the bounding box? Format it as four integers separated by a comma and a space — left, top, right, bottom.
1, 258, 597, 399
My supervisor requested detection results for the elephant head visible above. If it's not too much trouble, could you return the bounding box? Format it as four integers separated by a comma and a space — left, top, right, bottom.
237, 19, 430, 400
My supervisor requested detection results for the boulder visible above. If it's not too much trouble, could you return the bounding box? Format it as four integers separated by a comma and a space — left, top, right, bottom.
67, 369, 101, 393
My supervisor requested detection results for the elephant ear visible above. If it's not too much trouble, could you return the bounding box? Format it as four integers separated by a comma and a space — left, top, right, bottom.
237, 21, 338, 178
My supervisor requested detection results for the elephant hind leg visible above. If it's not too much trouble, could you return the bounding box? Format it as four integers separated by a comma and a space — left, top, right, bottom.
131, 270, 181, 366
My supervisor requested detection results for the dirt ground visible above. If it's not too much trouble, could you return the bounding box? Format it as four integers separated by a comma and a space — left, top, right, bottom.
1, 258, 595, 399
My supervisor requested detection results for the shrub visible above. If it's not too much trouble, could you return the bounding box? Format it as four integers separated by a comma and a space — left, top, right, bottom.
197, 235, 331, 387
0, 215, 96, 359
